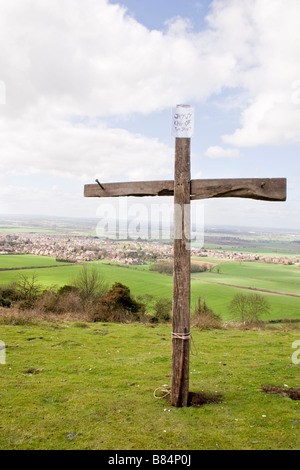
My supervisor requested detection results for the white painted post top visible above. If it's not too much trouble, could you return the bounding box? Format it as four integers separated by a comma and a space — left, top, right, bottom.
171, 105, 194, 138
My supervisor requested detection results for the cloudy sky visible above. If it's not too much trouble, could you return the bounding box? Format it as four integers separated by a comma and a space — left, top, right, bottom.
0, 0, 299, 229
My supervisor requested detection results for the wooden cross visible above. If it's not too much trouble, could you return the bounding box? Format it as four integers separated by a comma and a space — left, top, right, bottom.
84, 106, 286, 407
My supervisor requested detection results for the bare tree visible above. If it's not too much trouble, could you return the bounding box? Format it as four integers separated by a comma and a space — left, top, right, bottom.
14, 272, 42, 307
73, 265, 108, 300
229, 293, 270, 325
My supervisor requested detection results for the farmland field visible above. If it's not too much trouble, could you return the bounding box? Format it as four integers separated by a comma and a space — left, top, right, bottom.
192, 259, 300, 295
0, 255, 68, 269
203, 227, 300, 256
0, 215, 97, 236
0, 255, 299, 321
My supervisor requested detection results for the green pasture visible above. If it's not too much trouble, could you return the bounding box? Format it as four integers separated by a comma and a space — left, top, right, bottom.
0, 228, 59, 234
192, 260, 300, 295
190, 282, 300, 321
0, 263, 82, 289
204, 244, 300, 256
0, 257, 299, 321
203, 236, 300, 255
0, 322, 299, 450
0, 255, 67, 269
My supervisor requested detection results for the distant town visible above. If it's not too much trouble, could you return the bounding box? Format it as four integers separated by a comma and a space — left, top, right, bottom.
0, 233, 299, 266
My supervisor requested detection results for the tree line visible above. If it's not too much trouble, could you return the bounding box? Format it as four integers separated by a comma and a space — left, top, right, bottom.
0, 265, 271, 327
0, 266, 172, 324
150, 260, 209, 275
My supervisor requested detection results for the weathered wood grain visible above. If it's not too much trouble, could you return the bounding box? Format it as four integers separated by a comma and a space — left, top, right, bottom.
191, 178, 286, 202
171, 138, 191, 408
84, 180, 174, 198
84, 178, 286, 201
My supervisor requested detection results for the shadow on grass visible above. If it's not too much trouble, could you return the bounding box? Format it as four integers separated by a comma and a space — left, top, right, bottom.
188, 391, 223, 407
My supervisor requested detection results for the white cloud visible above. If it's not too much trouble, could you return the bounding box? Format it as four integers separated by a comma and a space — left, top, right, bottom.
206, 0, 300, 147
0, 0, 249, 120
0, 0, 298, 140
0, 184, 101, 218
0, 0, 240, 185
205, 145, 240, 159
0, 115, 173, 182
222, 92, 300, 147
0, 0, 299, 222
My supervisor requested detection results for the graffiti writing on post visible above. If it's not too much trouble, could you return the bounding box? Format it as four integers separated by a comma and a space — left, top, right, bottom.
171, 105, 194, 138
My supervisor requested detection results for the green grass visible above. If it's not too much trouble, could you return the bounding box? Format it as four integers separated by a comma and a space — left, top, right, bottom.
190, 282, 300, 321
0, 255, 67, 269
190, 261, 300, 320
0, 322, 299, 450
203, 236, 300, 255
192, 261, 300, 294
0, 263, 82, 287
0, 257, 300, 321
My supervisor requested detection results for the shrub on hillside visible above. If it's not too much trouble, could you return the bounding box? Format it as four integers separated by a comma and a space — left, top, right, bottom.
150, 298, 172, 323
190, 263, 209, 273
57, 285, 80, 296
93, 282, 145, 322
14, 273, 42, 309
191, 296, 222, 330
0, 297, 11, 308
35, 289, 83, 315
35, 289, 59, 313
0, 284, 19, 308
149, 261, 173, 275
73, 265, 108, 300
0, 284, 19, 302
56, 291, 83, 314
135, 294, 154, 314
150, 261, 209, 275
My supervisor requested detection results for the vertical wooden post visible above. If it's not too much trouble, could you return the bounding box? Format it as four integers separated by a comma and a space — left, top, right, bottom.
171, 137, 191, 407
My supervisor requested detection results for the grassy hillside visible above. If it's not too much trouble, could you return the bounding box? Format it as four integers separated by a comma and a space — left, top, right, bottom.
0, 263, 81, 287
0, 256, 299, 321
0, 254, 68, 269
193, 260, 300, 294
0, 322, 299, 450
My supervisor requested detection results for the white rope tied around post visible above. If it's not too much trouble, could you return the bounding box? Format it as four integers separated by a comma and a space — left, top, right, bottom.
153, 331, 199, 400
153, 384, 171, 399
171, 331, 198, 356
171, 331, 191, 340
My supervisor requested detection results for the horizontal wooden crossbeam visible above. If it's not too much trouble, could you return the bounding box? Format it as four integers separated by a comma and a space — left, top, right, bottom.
85, 180, 174, 198
84, 178, 286, 202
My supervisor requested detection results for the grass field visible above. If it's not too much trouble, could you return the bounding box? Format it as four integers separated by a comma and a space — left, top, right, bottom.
0, 255, 67, 269
204, 243, 300, 256
192, 260, 300, 294
0, 256, 300, 321
203, 229, 300, 255
0, 322, 299, 450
